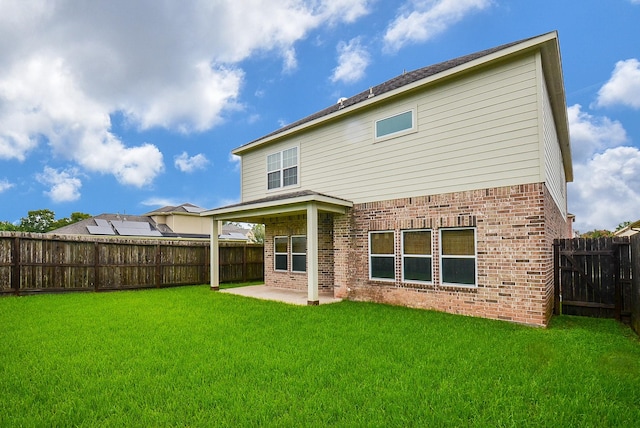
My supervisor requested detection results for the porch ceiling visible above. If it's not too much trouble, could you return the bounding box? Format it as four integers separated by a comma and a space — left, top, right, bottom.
200, 190, 353, 223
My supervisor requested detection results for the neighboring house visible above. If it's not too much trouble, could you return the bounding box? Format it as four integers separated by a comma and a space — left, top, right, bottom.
50, 204, 250, 241
614, 220, 640, 237
202, 32, 573, 326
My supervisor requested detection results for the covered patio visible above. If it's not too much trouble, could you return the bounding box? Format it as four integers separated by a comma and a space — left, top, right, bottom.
220, 284, 342, 305
201, 190, 353, 305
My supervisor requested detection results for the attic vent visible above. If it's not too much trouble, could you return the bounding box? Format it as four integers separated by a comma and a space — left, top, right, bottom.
368, 87, 375, 98
337, 97, 347, 109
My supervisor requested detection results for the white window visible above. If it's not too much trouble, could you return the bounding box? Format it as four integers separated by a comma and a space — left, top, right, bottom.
291, 236, 307, 273
274, 236, 288, 271
369, 231, 395, 281
440, 228, 477, 287
267, 147, 298, 190
375, 109, 415, 140
402, 230, 432, 283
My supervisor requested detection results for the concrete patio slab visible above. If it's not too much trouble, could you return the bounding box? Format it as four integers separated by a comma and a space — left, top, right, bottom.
219, 284, 342, 305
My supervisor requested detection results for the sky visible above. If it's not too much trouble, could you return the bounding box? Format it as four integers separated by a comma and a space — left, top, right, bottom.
0, 0, 639, 234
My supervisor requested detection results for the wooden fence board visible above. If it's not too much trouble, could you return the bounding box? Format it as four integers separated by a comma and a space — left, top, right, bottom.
554, 237, 632, 319
0, 232, 263, 295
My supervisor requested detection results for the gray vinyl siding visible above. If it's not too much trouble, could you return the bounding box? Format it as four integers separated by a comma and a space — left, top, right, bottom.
541, 70, 568, 218
241, 55, 545, 204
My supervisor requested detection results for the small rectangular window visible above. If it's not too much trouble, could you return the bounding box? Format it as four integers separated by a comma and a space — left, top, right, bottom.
291, 236, 307, 272
267, 147, 298, 190
274, 236, 288, 271
369, 231, 395, 280
440, 228, 476, 287
402, 230, 432, 283
375, 110, 414, 139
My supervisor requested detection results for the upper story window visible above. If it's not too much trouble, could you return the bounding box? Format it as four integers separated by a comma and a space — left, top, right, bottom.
375, 109, 415, 141
267, 147, 298, 190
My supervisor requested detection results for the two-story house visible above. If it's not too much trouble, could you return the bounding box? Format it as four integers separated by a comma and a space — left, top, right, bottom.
202, 31, 572, 326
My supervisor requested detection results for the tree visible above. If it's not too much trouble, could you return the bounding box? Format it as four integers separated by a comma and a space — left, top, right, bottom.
19, 209, 56, 233
580, 229, 614, 238
249, 223, 265, 244
6, 209, 92, 233
50, 212, 93, 230
615, 221, 631, 232
0, 221, 20, 231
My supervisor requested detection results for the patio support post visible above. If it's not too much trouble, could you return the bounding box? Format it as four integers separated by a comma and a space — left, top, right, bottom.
210, 218, 220, 291
307, 202, 319, 305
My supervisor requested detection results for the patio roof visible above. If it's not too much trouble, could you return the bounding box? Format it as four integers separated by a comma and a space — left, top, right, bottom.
200, 190, 353, 223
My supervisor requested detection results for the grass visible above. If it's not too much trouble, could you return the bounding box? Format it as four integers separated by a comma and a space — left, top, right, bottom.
1, 285, 639, 427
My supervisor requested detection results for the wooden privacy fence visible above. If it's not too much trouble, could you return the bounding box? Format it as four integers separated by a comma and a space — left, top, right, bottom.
631, 234, 640, 335
554, 237, 632, 320
0, 232, 263, 295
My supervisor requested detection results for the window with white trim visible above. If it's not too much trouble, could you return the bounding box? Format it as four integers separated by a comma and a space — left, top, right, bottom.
369, 231, 395, 280
375, 110, 415, 140
402, 230, 432, 283
291, 236, 307, 273
267, 147, 298, 190
440, 228, 477, 287
274, 236, 288, 271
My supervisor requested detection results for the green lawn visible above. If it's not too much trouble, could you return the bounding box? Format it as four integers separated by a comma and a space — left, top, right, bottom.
1, 285, 639, 427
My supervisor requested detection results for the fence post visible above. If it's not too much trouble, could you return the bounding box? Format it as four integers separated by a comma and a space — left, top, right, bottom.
94, 241, 100, 291
613, 243, 622, 321
242, 244, 247, 283
11, 236, 21, 296
155, 244, 162, 288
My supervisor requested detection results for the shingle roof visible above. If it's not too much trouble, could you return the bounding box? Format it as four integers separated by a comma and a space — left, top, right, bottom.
211, 189, 351, 211
238, 34, 540, 150
144, 203, 205, 215
49, 213, 249, 240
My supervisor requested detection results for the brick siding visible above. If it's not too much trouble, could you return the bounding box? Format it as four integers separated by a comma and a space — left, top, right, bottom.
264, 213, 334, 292
334, 183, 564, 326
262, 183, 566, 326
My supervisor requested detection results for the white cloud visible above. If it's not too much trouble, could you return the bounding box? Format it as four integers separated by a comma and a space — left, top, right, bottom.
0, 178, 14, 193
36, 167, 82, 203
569, 147, 640, 232
595, 58, 640, 109
174, 152, 210, 173
383, 0, 492, 52
0, 54, 164, 187
567, 104, 628, 163
140, 197, 182, 208
331, 38, 370, 84
229, 153, 242, 171
0, 1, 372, 182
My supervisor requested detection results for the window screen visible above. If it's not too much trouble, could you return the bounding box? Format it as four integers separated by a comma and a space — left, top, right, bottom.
402, 230, 432, 283
440, 229, 476, 286
370, 231, 395, 280
291, 236, 307, 272
274, 236, 288, 271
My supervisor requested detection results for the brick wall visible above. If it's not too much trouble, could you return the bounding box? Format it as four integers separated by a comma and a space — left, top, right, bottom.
543, 185, 569, 320
264, 213, 334, 292
334, 183, 565, 326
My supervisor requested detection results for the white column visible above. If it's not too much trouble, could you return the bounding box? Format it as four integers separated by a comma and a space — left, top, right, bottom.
307, 202, 319, 305
210, 218, 220, 290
